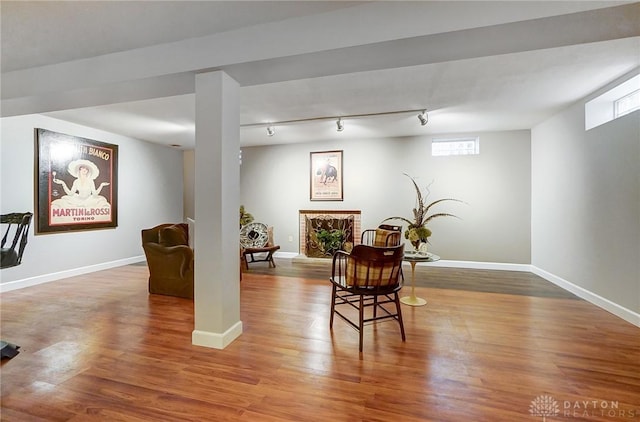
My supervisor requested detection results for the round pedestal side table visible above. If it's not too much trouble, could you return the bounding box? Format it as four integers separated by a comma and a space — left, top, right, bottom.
401, 251, 440, 307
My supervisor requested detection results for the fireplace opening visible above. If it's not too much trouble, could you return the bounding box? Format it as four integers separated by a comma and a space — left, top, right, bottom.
306, 216, 354, 258
299, 210, 361, 258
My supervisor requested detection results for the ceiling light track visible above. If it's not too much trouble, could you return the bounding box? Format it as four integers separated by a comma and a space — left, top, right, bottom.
240, 108, 429, 131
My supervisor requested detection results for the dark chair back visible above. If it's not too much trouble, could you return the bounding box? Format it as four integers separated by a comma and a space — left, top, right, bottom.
1, 212, 33, 269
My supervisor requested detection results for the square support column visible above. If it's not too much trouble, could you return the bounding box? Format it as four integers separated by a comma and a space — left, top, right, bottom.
192, 70, 242, 349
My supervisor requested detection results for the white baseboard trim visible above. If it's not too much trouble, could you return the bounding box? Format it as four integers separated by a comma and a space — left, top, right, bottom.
0, 255, 146, 293
417, 259, 532, 272
192, 321, 243, 349
274, 251, 299, 259
532, 266, 640, 328
281, 253, 531, 272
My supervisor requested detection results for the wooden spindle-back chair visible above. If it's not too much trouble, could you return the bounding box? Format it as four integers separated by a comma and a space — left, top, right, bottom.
1, 212, 33, 269
329, 243, 406, 352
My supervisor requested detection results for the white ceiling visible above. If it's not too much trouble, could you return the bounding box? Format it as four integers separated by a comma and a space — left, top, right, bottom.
2, 1, 639, 149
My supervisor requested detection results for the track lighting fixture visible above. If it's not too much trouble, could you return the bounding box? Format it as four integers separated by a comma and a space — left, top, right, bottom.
266, 125, 275, 136
247, 108, 430, 136
418, 110, 429, 126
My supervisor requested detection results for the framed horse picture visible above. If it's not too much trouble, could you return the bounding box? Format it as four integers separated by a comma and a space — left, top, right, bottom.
310, 150, 343, 201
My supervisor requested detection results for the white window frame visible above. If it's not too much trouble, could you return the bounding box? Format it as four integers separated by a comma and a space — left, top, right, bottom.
585, 73, 640, 130
432, 136, 479, 157
614, 89, 640, 118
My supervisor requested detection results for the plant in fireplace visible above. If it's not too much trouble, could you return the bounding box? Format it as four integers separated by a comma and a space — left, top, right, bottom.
316, 228, 346, 256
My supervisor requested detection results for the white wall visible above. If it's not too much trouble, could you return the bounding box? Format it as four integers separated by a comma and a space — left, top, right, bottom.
532, 76, 640, 316
1, 115, 184, 289
231, 130, 531, 263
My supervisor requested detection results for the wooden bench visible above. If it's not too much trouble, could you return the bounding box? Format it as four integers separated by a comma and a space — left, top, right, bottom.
241, 244, 281, 269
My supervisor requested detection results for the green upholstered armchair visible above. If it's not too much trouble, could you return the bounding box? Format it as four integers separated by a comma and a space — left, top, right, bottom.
141, 223, 194, 299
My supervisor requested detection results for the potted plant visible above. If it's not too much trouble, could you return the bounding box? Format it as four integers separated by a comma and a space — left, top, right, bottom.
239, 205, 254, 228
383, 174, 462, 253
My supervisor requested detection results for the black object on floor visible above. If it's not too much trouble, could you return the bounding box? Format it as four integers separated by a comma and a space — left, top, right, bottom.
1, 340, 20, 359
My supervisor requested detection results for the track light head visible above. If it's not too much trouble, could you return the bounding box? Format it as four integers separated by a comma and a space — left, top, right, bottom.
418, 110, 429, 126
266, 126, 275, 136
336, 118, 344, 132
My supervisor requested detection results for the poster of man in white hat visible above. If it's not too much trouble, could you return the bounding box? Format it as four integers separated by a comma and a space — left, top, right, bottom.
51, 159, 111, 220
35, 129, 118, 233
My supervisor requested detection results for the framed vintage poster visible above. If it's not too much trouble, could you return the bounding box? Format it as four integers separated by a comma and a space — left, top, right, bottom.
310, 150, 343, 201
34, 128, 118, 234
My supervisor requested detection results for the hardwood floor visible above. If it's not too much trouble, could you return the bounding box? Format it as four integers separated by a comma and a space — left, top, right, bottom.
1, 260, 638, 421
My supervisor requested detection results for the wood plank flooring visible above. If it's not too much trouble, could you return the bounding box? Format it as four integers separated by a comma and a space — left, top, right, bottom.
1, 260, 639, 421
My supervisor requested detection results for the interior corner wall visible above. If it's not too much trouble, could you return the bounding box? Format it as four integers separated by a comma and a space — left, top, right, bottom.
183, 149, 195, 220
0, 114, 185, 288
531, 91, 640, 314
234, 130, 531, 264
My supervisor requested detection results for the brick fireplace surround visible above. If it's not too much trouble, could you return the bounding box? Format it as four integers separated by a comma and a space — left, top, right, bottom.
299, 210, 361, 257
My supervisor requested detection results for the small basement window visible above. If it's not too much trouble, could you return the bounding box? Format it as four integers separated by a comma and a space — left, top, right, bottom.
614, 89, 640, 118
585, 73, 640, 130
432, 136, 479, 156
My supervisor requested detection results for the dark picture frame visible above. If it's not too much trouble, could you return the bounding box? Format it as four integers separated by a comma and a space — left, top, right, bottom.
310, 150, 343, 201
34, 128, 118, 234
